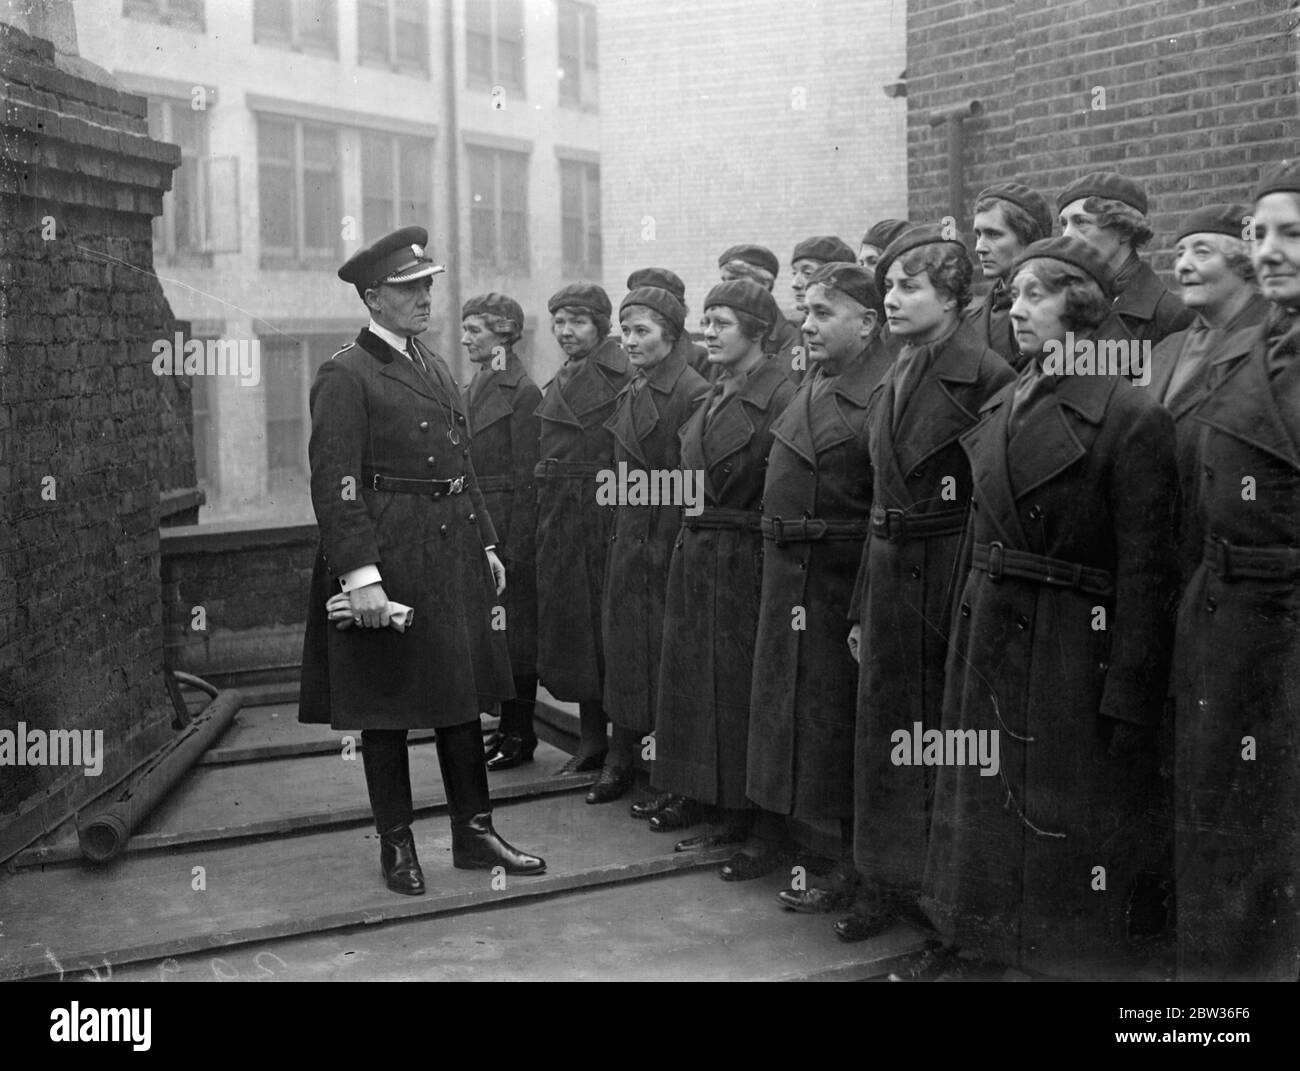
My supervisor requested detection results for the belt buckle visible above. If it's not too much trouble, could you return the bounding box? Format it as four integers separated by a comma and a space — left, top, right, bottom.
370, 473, 383, 491
770, 517, 786, 547
885, 508, 905, 542
449, 475, 465, 495
987, 540, 1005, 582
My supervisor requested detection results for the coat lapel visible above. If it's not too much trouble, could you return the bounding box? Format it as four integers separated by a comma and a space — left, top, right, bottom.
466, 365, 518, 435
1007, 370, 1114, 499
962, 386, 1029, 546
891, 319, 987, 476
1198, 322, 1300, 472
358, 328, 442, 406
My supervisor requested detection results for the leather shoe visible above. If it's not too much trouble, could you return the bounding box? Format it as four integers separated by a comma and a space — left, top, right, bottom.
379, 825, 426, 895
451, 812, 546, 874
629, 791, 676, 820
674, 825, 749, 852
554, 750, 607, 777
485, 733, 537, 772
777, 885, 859, 914
833, 904, 894, 943
483, 729, 505, 756
585, 764, 634, 804
719, 847, 784, 882
649, 796, 706, 832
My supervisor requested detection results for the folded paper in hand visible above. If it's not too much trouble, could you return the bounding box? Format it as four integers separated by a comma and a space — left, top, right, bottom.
325, 592, 415, 632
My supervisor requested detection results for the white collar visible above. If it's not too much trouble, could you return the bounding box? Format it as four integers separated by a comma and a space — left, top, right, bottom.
368, 319, 414, 357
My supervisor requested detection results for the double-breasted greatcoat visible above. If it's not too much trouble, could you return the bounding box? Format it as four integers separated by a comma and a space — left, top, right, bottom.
922, 361, 1179, 977
966, 282, 1023, 370
850, 320, 1013, 895
1113, 258, 1195, 347
1172, 314, 1300, 982
464, 352, 542, 673
533, 337, 632, 702
601, 342, 709, 733
746, 337, 894, 818
652, 357, 798, 806
300, 329, 513, 731
1148, 296, 1270, 584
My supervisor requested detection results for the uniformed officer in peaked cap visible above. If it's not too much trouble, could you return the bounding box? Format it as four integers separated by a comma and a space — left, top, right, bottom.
299, 225, 546, 895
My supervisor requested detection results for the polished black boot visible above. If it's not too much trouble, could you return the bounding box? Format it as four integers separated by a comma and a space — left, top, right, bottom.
485, 733, 537, 771
379, 825, 426, 895
437, 719, 546, 875
487, 676, 538, 771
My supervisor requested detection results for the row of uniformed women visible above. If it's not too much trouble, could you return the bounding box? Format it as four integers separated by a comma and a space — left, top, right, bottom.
460, 162, 1300, 981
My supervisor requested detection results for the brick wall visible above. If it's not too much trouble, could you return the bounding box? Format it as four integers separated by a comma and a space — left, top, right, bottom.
906, 0, 1299, 277
0, 22, 184, 833
599, 0, 908, 323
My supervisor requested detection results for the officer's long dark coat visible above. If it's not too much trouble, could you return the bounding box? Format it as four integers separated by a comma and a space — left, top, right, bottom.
652, 358, 797, 806
746, 337, 894, 818
1172, 317, 1300, 982
922, 365, 1178, 977
851, 321, 1013, 894
966, 282, 1023, 370
534, 337, 631, 702
464, 352, 542, 673
300, 329, 513, 730
601, 342, 708, 733
1148, 295, 1270, 584
1114, 259, 1194, 346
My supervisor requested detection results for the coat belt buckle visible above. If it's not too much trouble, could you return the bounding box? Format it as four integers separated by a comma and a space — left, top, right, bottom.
448, 475, 465, 495
770, 517, 786, 547
371, 473, 384, 491
1212, 536, 1232, 580
884, 508, 905, 542
986, 540, 1005, 582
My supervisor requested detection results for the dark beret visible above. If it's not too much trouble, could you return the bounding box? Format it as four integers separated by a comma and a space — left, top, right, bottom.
792, 235, 857, 265
717, 244, 780, 277
975, 182, 1053, 239
861, 219, 912, 251
703, 279, 782, 326
548, 282, 612, 317
1011, 236, 1114, 300
1174, 203, 1250, 245
620, 286, 686, 334
1056, 171, 1148, 215
875, 224, 968, 294
626, 267, 686, 301
338, 226, 444, 295
462, 292, 525, 328
1252, 159, 1300, 202
805, 262, 883, 315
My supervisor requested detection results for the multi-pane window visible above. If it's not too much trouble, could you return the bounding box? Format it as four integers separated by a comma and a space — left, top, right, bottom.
358, 0, 429, 73
557, 1, 598, 110
257, 117, 340, 265
560, 159, 600, 275
123, 0, 204, 29
468, 146, 529, 272
146, 98, 207, 262
254, 0, 338, 54
361, 134, 433, 241
466, 0, 524, 94
263, 334, 343, 489
190, 372, 214, 485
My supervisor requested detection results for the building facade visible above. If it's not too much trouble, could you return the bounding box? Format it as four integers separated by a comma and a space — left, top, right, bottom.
74, 0, 602, 522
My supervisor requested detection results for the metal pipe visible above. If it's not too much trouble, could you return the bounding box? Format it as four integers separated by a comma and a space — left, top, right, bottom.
78, 688, 242, 863
442, 0, 464, 377
928, 101, 984, 224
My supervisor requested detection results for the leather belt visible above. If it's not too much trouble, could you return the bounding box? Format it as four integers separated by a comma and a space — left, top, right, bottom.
533, 459, 606, 479
683, 507, 762, 532
475, 475, 514, 493
1202, 535, 1300, 581
364, 472, 466, 495
972, 541, 1114, 596
871, 504, 966, 543
761, 515, 871, 547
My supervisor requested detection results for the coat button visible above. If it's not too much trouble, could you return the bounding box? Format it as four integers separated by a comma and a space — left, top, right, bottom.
1028, 505, 1043, 520
463, 449, 470, 458
440, 525, 448, 537
468, 513, 476, 522
456, 414, 466, 424
960, 603, 970, 617
1205, 596, 1216, 613
1015, 614, 1029, 630
910, 566, 921, 579
427, 456, 436, 466
419, 421, 430, 431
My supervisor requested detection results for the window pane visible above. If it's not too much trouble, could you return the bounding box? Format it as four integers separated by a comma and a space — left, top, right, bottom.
302, 126, 337, 253
586, 166, 601, 269
190, 371, 212, 483
357, 0, 388, 58
362, 132, 394, 241
298, 0, 336, 46
500, 151, 528, 268
254, 0, 291, 36
498, 39, 523, 90
264, 337, 305, 475
399, 138, 431, 219
582, 5, 597, 65
257, 119, 295, 250
467, 31, 492, 81
496, 0, 522, 36
395, 0, 426, 67
468, 148, 496, 265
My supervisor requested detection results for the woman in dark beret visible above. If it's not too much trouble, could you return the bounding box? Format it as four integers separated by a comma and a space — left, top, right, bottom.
462, 293, 543, 770
643, 280, 798, 839
534, 283, 632, 774
921, 236, 1178, 979
586, 287, 708, 803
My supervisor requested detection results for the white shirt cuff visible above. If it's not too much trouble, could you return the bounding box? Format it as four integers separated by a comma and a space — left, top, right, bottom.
340, 565, 382, 591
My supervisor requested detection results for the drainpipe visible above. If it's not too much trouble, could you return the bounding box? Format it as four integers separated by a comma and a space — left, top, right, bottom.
928, 101, 984, 223
442, 0, 464, 375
